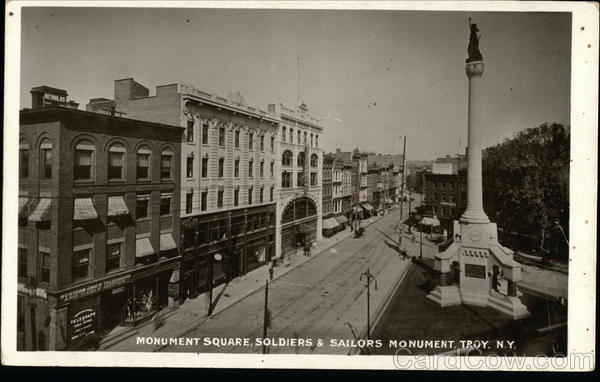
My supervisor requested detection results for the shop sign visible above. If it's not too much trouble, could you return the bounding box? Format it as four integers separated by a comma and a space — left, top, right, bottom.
59, 273, 132, 303
68, 307, 98, 343
17, 283, 47, 299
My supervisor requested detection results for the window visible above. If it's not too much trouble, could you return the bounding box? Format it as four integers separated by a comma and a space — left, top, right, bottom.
217, 189, 224, 207
186, 193, 193, 214
282, 127, 287, 142
39, 251, 51, 283
260, 135, 264, 151
201, 191, 208, 211
136, 193, 150, 219
282, 172, 291, 188
160, 193, 171, 216
248, 160, 253, 178
71, 249, 89, 280
303, 132, 307, 145
282, 150, 293, 166
19, 141, 29, 178
106, 242, 122, 272
260, 161, 264, 177
297, 172, 305, 187
18, 248, 27, 278
40, 139, 53, 179
234, 130, 240, 148
234, 189, 239, 207
74, 141, 95, 181
310, 172, 317, 186
201, 157, 208, 178
298, 130, 301, 144
290, 129, 294, 143
270, 186, 274, 202
219, 126, 225, 146
136, 147, 151, 180
161, 148, 173, 180
186, 156, 194, 178
310, 154, 318, 167
248, 188, 253, 205
270, 161, 274, 177
202, 122, 209, 144
108, 144, 125, 180
249, 133, 254, 150
234, 159, 240, 178
298, 152, 305, 167
260, 187, 264, 203
315, 135, 319, 147
310, 134, 314, 147
270, 136, 275, 152
218, 158, 224, 178
186, 120, 194, 142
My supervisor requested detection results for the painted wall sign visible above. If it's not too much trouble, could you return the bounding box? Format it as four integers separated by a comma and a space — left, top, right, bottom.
464, 264, 486, 279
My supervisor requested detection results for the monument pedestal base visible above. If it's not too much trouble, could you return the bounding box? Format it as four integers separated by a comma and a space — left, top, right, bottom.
427, 285, 462, 307
487, 294, 531, 320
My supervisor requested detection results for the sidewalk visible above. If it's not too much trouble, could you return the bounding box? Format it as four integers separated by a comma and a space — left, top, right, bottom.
101, 215, 384, 351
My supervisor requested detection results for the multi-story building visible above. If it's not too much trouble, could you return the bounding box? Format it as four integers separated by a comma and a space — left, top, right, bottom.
332, 148, 369, 220
18, 95, 183, 351
92, 79, 279, 301
268, 102, 323, 257
321, 154, 338, 237
424, 155, 468, 235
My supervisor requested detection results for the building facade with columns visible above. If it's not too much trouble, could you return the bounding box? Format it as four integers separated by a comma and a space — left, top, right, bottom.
18, 102, 183, 351
94, 78, 279, 302
267, 102, 323, 258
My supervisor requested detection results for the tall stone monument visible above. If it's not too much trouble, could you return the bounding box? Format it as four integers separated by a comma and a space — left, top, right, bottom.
427, 20, 530, 319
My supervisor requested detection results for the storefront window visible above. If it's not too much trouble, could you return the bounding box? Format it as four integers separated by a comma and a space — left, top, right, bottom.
125, 278, 157, 323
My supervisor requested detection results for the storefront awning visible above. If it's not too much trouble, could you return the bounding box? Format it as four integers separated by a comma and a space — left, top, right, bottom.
160, 233, 177, 251
420, 217, 440, 226
108, 196, 129, 216
335, 215, 349, 224
360, 203, 374, 211
74, 198, 98, 220
322, 217, 340, 230
19, 197, 29, 216
385, 198, 394, 204
29, 198, 51, 222
352, 206, 362, 213
136, 237, 155, 258
298, 224, 314, 233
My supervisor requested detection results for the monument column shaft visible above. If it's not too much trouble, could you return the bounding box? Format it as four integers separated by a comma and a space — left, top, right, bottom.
461, 62, 489, 224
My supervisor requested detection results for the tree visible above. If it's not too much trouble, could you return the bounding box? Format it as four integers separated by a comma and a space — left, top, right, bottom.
482, 123, 570, 260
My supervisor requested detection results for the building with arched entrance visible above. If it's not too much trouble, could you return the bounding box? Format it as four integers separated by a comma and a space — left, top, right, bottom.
268, 102, 323, 259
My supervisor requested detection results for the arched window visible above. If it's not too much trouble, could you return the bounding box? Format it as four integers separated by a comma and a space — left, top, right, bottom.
74, 140, 95, 181
282, 150, 293, 166
289, 128, 294, 143
136, 145, 152, 180
19, 139, 29, 178
108, 143, 126, 180
161, 148, 174, 180
282, 127, 287, 142
297, 152, 305, 167
40, 139, 53, 179
315, 135, 319, 148
310, 154, 318, 167
298, 130, 302, 144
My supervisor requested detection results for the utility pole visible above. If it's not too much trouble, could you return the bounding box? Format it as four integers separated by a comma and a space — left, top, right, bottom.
262, 278, 270, 354
398, 135, 407, 246
408, 189, 412, 233
360, 268, 378, 340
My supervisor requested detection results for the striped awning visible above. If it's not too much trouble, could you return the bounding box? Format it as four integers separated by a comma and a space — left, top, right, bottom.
108, 196, 129, 216
160, 233, 177, 251
19, 197, 29, 216
136, 237, 155, 258
29, 198, 51, 222
74, 198, 98, 220
335, 215, 349, 224
322, 217, 340, 230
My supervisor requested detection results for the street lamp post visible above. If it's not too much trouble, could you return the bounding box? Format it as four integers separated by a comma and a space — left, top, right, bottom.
360, 268, 378, 340
207, 253, 223, 316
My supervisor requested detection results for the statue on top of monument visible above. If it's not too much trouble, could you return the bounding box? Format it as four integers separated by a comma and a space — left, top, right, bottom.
466, 18, 483, 63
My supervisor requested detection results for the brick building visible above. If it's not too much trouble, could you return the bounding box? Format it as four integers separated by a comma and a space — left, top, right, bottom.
91, 79, 279, 301
18, 101, 183, 351
321, 154, 338, 237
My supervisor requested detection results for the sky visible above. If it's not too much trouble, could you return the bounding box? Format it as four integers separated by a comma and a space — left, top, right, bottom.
20, 7, 571, 161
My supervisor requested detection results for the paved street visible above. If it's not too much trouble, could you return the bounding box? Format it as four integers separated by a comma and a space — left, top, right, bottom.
155, 208, 409, 354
